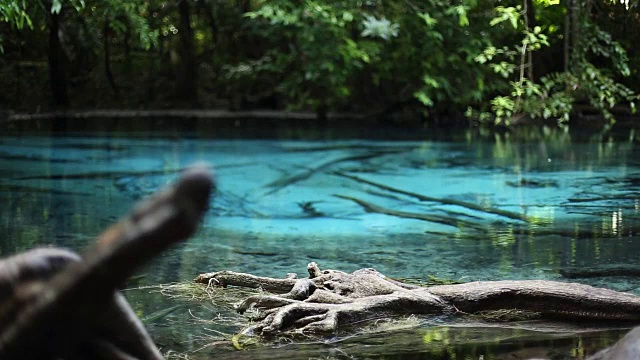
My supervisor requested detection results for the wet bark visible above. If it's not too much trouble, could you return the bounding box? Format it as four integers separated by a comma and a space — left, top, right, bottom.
195, 262, 640, 337
0, 166, 214, 359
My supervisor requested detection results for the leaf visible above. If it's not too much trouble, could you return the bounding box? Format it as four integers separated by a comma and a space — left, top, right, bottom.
414, 91, 434, 107
417, 12, 437, 27
51, 0, 62, 14
231, 333, 244, 350
459, 13, 469, 27
422, 75, 440, 89
509, 16, 517, 29
489, 17, 502, 27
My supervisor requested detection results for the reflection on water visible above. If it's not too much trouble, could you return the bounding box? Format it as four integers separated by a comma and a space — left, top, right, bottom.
1, 128, 640, 358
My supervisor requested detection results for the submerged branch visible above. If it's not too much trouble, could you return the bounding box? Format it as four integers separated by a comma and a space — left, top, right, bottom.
333, 172, 529, 222
265, 151, 406, 195
560, 266, 640, 279
334, 194, 485, 230
567, 194, 640, 203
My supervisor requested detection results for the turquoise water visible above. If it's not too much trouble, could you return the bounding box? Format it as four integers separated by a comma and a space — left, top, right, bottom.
1, 129, 640, 358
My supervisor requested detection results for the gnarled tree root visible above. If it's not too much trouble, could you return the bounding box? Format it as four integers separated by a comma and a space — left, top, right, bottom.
195, 262, 640, 338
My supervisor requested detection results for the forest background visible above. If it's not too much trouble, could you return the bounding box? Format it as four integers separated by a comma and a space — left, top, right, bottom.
1, 0, 639, 128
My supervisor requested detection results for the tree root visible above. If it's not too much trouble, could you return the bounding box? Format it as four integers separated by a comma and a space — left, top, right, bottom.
195, 262, 640, 338
198, 263, 451, 336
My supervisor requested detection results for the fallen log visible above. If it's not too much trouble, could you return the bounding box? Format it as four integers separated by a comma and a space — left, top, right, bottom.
0, 166, 214, 359
195, 262, 640, 338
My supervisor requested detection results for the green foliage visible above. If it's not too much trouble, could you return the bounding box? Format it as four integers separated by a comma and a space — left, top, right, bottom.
489, 5, 520, 29
0, 0, 637, 127
380, 1, 503, 116
236, 0, 379, 110
445, 5, 470, 27
0, 1, 32, 30
470, 1, 637, 126
90, 0, 158, 50
530, 6, 638, 124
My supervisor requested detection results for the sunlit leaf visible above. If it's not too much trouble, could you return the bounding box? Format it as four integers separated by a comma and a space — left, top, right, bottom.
51, 0, 62, 14
414, 91, 434, 107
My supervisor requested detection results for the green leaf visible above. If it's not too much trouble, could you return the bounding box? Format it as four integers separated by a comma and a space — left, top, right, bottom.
417, 12, 437, 27
422, 75, 440, 89
414, 91, 434, 107
51, 0, 62, 14
459, 13, 469, 27
509, 16, 517, 29
489, 17, 501, 27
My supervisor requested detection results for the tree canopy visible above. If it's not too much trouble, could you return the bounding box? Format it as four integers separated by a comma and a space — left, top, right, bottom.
1, 0, 638, 127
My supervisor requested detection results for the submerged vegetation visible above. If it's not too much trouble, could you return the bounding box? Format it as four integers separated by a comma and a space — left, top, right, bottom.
1, 0, 639, 127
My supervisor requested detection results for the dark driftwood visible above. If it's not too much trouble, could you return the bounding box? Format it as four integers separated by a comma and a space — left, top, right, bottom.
195, 262, 640, 338
0, 166, 214, 359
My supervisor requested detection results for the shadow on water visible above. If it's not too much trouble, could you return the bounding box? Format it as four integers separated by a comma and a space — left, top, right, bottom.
1, 123, 640, 357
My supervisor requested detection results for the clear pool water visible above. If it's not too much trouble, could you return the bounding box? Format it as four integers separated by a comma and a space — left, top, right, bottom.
1, 128, 639, 358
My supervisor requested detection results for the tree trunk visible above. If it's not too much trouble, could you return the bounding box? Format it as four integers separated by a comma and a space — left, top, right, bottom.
202, 0, 218, 45
525, 0, 536, 81
48, 10, 69, 108
239, 0, 251, 14
178, 0, 198, 106
569, 0, 580, 68
103, 19, 119, 96
123, 23, 132, 71
14, 33, 22, 108
563, 0, 571, 72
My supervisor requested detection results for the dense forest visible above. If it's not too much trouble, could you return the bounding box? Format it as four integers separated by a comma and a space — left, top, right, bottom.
1, 0, 639, 127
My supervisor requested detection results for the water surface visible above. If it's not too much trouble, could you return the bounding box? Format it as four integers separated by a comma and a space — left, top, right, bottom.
1, 129, 639, 358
